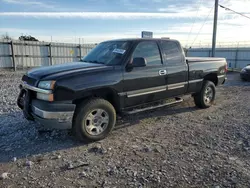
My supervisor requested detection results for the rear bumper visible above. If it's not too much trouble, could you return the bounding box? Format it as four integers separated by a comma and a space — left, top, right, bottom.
217, 75, 227, 85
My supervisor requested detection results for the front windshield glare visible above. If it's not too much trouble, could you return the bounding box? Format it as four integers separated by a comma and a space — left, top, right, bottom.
83, 41, 130, 65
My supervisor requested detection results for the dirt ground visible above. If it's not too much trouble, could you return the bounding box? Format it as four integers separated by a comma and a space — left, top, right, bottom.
0, 71, 250, 188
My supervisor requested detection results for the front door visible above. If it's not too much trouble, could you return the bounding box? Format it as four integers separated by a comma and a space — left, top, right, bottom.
122, 41, 167, 108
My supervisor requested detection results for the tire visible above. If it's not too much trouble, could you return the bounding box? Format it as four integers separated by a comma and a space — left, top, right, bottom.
194, 80, 216, 109
73, 98, 116, 141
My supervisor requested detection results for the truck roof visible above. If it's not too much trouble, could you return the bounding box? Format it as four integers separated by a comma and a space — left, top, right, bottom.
104, 38, 180, 43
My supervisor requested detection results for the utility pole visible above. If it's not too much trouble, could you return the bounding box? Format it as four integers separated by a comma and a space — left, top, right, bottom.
212, 0, 219, 57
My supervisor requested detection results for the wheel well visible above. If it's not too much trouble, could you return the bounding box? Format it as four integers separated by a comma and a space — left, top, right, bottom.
204, 73, 218, 86
73, 88, 120, 112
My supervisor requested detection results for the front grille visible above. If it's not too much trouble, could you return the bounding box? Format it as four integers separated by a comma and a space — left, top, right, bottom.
22, 75, 37, 86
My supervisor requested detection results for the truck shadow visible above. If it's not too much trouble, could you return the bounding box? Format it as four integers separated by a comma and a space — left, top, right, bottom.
0, 101, 199, 163
0, 111, 83, 163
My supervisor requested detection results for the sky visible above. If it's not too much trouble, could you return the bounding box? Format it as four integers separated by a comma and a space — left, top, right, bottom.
0, 0, 250, 47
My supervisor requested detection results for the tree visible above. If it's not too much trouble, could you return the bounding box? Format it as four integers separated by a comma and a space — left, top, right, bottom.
1, 33, 12, 40
19, 35, 39, 41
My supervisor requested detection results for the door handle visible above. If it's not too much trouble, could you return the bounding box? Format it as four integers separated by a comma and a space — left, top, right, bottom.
159, 70, 167, 75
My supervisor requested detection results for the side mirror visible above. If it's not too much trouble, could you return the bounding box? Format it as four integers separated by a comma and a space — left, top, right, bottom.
132, 57, 147, 67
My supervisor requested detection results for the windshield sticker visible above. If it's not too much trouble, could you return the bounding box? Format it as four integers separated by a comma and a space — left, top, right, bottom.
113, 48, 126, 54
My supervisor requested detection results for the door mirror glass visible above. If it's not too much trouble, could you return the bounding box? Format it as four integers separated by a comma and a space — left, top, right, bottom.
132, 57, 147, 67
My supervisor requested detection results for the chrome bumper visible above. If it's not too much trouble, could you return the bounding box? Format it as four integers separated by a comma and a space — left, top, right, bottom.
32, 106, 74, 120
217, 75, 227, 85
31, 100, 76, 130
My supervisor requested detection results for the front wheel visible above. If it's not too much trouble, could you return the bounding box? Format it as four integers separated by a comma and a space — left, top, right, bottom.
73, 98, 116, 141
194, 80, 216, 108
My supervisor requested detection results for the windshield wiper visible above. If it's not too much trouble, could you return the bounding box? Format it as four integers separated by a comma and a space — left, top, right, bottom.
87, 60, 105, 64
80, 60, 88, 62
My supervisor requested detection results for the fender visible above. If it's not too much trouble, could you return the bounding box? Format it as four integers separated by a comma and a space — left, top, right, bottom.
53, 66, 123, 102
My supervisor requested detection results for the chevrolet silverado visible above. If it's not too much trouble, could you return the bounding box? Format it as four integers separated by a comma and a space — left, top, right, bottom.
17, 38, 227, 141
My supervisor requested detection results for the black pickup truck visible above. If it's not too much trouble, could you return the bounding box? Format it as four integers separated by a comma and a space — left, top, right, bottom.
17, 38, 227, 141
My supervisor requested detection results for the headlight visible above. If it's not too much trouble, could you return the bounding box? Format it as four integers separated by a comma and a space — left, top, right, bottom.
38, 81, 56, 90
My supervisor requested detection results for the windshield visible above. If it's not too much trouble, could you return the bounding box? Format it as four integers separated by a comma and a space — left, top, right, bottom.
82, 41, 131, 65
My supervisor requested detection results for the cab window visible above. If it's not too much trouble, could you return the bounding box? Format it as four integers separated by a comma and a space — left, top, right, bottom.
161, 41, 183, 66
132, 41, 162, 66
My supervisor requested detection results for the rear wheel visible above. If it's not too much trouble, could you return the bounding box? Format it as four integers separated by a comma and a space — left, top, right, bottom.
194, 80, 216, 108
73, 98, 116, 141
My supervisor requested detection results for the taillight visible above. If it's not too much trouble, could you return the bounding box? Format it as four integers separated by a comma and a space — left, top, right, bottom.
225, 63, 228, 72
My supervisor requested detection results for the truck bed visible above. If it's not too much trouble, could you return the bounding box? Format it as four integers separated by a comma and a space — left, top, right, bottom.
185, 56, 227, 94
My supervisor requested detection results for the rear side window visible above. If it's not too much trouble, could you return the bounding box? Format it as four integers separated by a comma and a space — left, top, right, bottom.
132, 41, 162, 66
161, 41, 183, 66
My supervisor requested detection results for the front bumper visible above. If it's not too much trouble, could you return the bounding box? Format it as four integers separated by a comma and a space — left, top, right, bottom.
17, 87, 75, 129
31, 100, 75, 129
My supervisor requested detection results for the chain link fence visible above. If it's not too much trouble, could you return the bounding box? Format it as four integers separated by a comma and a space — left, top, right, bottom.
187, 47, 250, 69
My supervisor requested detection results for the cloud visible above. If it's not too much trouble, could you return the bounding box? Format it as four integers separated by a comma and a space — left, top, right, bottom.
158, 0, 250, 20
0, 28, 31, 34
2, 0, 55, 9
1, 0, 250, 46
1, 18, 249, 45
0, 11, 216, 19
1, 0, 249, 20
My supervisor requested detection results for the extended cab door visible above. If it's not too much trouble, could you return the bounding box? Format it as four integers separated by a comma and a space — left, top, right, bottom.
122, 41, 167, 108
159, 40, 188, 97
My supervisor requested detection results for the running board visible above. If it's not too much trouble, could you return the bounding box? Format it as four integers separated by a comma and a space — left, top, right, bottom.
123, 98, 183, 115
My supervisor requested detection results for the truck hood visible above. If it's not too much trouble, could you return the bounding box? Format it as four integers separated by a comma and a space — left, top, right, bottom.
27, 62, 109, 80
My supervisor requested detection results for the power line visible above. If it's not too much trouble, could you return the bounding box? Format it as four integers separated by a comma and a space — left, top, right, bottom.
190, 6, 214, 47
219, 4, 250, 20
185, 0, 203, 47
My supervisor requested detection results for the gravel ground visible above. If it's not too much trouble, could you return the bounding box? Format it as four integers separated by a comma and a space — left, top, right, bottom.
0, 70, 250, 188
